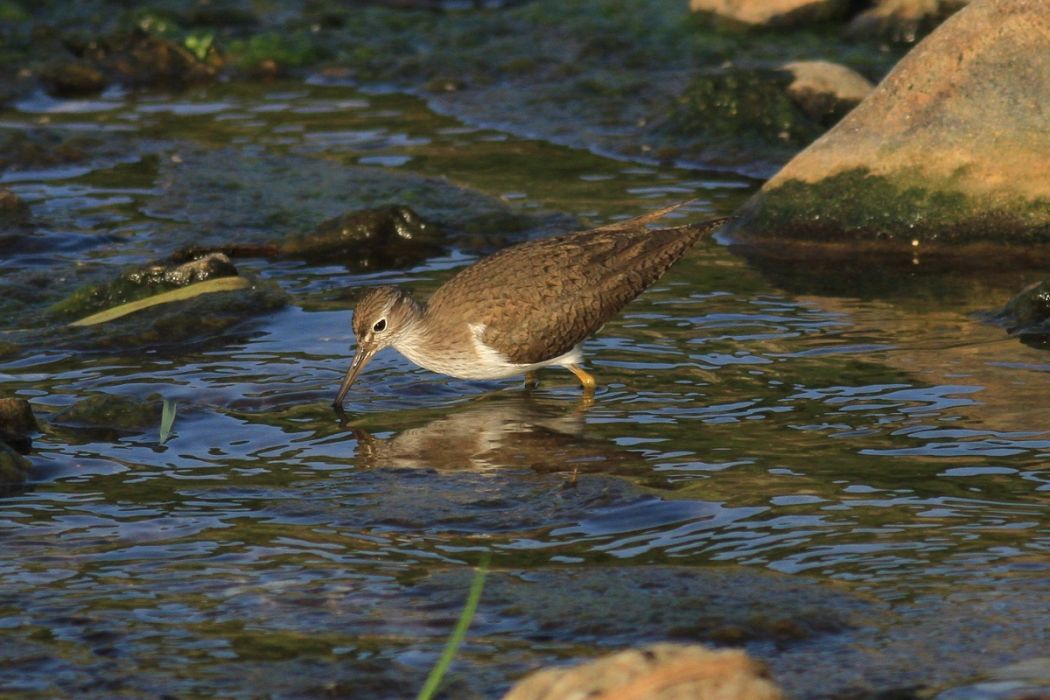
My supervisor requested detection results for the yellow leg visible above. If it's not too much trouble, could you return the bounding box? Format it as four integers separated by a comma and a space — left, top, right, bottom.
523, 371, 538, 389
567, 364, 597, 393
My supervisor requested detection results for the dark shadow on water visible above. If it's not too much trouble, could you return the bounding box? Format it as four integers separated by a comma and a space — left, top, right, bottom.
731, 241, 1048, 305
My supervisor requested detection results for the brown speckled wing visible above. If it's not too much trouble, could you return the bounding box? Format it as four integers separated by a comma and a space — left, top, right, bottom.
425, 215, 729, 365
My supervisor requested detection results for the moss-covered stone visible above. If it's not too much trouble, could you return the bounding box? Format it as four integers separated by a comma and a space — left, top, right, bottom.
733, 1, 1050, 246
646, 67, 824, 166
736, 168, 1050, 245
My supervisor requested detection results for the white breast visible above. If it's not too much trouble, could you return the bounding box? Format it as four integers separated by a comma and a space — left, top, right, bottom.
394, 323, 583, 380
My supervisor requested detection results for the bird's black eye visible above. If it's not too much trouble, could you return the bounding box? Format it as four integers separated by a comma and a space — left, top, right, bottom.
373, 319, 387, 332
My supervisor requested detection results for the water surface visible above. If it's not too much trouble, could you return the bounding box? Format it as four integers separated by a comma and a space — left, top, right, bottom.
1, 83, 1048, 699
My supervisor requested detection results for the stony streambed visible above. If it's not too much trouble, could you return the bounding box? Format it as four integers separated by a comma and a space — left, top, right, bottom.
1, 3, 1048, 698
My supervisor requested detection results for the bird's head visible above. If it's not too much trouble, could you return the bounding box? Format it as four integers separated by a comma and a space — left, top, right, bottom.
334, 286, 420, 407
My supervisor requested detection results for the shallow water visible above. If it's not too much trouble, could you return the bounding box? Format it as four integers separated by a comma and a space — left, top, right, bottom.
1, 82, 1048, 699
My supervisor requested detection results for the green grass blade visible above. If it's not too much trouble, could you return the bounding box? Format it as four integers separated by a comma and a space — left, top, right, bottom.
416, 553, 490, 700
70, 276, 250, 327
159, 399, 177, 444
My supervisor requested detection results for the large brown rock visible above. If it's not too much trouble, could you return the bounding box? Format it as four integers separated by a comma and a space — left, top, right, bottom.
732, 0, 1050, 252
503, 643, 785, 700
689, 0, 850, 27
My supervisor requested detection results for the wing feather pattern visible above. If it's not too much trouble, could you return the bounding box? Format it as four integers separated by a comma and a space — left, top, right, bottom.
425, 212, 730, 365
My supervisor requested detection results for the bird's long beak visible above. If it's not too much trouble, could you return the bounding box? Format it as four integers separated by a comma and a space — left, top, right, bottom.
333, 344, 377, 407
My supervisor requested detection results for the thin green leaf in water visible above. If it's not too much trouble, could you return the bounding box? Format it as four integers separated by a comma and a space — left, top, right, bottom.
69, 276, 250, 327
416, 552, 491, 700
159, 399, 177, 444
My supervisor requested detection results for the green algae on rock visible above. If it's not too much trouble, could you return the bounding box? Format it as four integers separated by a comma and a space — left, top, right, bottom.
730, 0, 1050, 250
737, 168, 1050, 245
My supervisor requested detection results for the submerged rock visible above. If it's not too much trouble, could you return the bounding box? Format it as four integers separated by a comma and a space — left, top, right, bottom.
504, 643, 785, 700
280, 205, 445, 269
52, 393, 163, 438
690, 0, 851, 28
731, 0, 1050, 250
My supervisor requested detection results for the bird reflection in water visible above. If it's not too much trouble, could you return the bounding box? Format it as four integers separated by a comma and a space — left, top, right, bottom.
338, 395, 649, 481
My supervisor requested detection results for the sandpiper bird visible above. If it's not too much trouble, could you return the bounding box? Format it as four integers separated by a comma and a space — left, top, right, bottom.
333, 204, 729, 406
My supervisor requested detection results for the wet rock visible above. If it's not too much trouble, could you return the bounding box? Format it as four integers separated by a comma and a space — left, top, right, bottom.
993, 280, 1050, 349
0, 398, 38, 455
647, 66, 823, 170
731, 0, 1050, 249
934, 657, 1050, 699
38, 59, 107, 97
0, 440, 32, 493
0, 398, 39, 437
50, 253, 239, 319
504, 643, 785, 700
280, 205, 445, 269
781, 60, 874, 126
849, 0, 971, 42
77, 29, 217, 90
690, 0, 850, 28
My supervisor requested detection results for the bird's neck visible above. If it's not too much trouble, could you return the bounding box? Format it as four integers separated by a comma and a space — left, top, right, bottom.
393, 302, 480, 376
